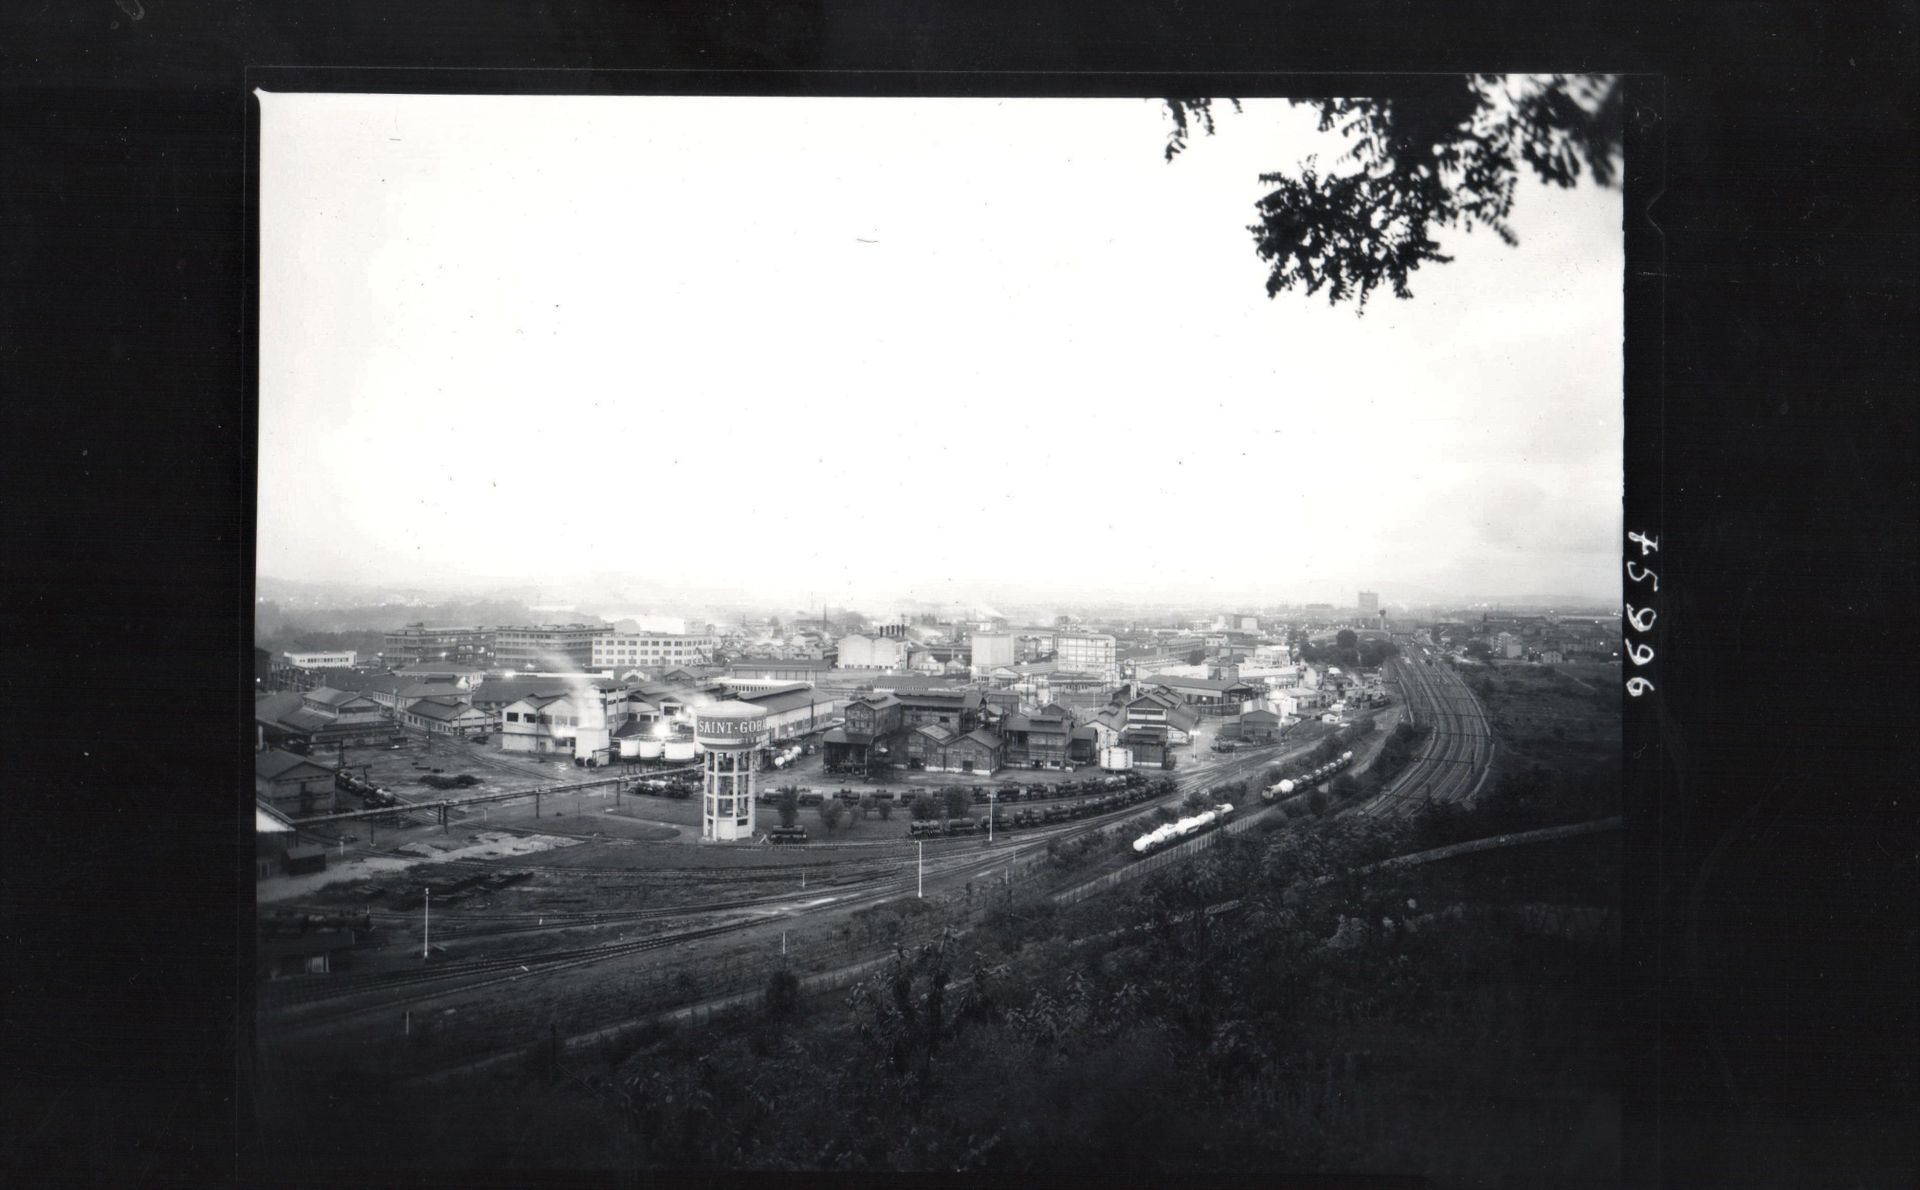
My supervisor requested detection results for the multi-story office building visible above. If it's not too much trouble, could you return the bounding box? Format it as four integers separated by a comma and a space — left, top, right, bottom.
1052, 631, 1118, 683
382, 624, 495, 667
492, 624, 611, 672
591, 632, 717, 671
1358, 591, 1380, 618
282, 650, 357, 669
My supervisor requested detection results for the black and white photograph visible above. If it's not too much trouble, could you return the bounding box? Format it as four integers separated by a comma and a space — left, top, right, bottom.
10, 2, 1916, 1186
245, 82, 1633, 1178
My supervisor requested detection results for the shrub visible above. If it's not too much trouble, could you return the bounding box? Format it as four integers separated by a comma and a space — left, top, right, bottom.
763, 969, 801, 1019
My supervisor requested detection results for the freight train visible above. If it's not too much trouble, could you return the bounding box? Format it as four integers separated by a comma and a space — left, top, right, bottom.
1131, 803, 1235, 857
901, 773, 1173, 839
1262, 750, 1355, 802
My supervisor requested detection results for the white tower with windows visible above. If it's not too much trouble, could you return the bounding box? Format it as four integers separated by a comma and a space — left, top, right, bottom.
695, 703, 768, 842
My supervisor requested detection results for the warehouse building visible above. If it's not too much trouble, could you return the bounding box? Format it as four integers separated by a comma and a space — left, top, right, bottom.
1143, 673, 1261, 715
255, 748, 340, 816
1001, 702, 1077, 769
397, 695, 495, 738
732, 683, 842, 741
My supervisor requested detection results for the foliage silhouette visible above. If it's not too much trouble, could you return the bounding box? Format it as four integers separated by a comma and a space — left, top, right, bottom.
1167, 76, 1622, 310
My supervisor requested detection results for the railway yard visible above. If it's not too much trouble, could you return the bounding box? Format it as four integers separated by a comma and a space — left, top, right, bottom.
257, 715, 1415, 1080
252, 632, 1531, 1097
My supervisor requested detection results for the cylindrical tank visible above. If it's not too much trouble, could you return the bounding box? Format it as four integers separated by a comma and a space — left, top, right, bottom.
1278, 778, 1296, 795
1100, 746, 1134, 771
637, 739, 664, 760
618, 738, 640, 759
663, 739, 697, 762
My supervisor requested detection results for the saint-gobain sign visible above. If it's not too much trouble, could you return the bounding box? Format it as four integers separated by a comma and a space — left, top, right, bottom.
695, 710, 768, 747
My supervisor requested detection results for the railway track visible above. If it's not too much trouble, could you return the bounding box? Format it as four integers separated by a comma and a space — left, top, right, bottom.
257, 740, 1312, 1032
1360, 648, 1494, 816
261, 916, 765, 1017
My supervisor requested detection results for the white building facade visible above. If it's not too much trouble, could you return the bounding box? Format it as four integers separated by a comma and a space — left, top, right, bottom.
1053, 631, 1118, 683
591, 632, 717, 670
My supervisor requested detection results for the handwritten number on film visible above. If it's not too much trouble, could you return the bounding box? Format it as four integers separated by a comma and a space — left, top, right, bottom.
1624, 532, 1658, 697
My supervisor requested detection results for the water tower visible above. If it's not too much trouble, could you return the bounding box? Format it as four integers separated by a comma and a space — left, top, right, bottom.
695, 702, 769, 841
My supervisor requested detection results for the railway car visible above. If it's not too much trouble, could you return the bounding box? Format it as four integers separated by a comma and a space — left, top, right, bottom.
1263, 749, 1357, 801
769, 827, 809, 845
1130, 803, 1236, 858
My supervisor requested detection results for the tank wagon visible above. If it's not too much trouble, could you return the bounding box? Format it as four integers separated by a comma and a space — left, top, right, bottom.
1262, 750, 1356, 802
1131, 803, 1236, 858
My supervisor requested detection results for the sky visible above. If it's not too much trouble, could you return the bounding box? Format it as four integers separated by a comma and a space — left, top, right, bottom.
257, 92, 1622, 613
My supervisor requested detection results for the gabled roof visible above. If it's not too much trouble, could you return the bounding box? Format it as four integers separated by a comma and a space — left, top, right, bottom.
1127, 691, 1179, 710
280, 707, 339, 733
1004, 714, 1070, 736
612, 720, 658, 739
850, 693, 902, 711
400, 682, 466, 700
256, 803, 296, 834
1070, 725, 1100, 740
742, 688, 823, 716
470, 677, 577, 706
896, 689, 985, 712
913, 723, 955, 744
298, 665, 376, 688
408, 699, 483, 722
951, 728, 1003, 750
255, 691, 305, 725
1144, 673, 1251, 693
256, 749, 335, 781
1238, 708, 1282, 724
302, 686, 372, 708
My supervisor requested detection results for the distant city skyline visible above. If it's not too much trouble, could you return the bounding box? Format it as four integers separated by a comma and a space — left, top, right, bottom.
257, 93, 1622, 608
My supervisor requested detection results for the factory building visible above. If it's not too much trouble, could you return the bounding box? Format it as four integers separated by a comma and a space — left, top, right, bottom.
382, 623, 495, 667
1052, 631, 1118, 683
969, 631, 1016, 675
1001, 702, 1077, 769
492, 624, 611, 672
836, 633, 910, 670
591, 631, 717, 670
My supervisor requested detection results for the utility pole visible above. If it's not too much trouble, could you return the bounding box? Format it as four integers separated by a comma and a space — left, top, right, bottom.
917, 840, 924, 899
421, 888, 431, 960
987, 789, 996, 843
